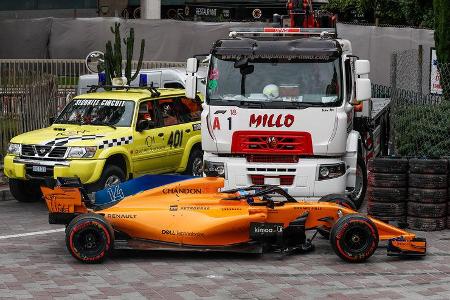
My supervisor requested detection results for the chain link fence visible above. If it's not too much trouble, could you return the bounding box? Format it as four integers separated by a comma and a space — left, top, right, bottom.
388, 48, 449, 157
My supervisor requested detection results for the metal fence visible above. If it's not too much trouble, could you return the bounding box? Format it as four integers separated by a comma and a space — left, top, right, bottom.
0, 73, 58, 155
387, 54, 450, 157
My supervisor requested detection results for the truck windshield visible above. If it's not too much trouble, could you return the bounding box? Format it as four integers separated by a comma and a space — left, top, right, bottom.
55, 99, 135, 127
207, 56, 342, 107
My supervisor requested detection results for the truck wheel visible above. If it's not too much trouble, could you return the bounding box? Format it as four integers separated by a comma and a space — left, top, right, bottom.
409, 158, 448, 175
367, 157, 408, 174
9, 179, 42, 202
330, 214, 379, 263
88, 165, 125, 192
66, 213, 114, 263
184, 147, 203, 177
348, 157, 367, 209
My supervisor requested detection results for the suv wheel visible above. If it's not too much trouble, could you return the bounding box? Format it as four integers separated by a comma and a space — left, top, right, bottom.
9, 179, 42, 202
88, 165, 125, 192
184, 147, 203, 177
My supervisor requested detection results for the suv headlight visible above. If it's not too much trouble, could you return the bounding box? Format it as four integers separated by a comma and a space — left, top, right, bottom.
318, 163, 346, 180
7, 143, 21, 156
203, 160, 225, 178
67, 146, 97, 158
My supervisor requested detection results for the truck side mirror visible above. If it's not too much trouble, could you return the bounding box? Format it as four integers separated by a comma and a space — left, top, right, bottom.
355, 60, 370, 76
186, 58, 199, 73
185, 58, 198, 99
356, 78, 371, 101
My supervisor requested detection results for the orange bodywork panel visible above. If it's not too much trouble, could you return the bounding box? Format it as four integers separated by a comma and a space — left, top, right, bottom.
41, 177, 425, 255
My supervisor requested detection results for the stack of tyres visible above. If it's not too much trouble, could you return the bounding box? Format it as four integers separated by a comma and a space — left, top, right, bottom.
367, 157, 409, 226
408, 159, 448, 231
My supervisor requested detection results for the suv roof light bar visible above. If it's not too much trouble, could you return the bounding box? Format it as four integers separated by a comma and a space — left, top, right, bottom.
229, 27, 337, 38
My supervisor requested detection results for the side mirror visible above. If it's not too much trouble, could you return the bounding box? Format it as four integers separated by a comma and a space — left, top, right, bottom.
85, 51, 105, 74
185, 73, 197, 99
186, 58, 199, 74
355, 60, 370, 76
136, 119, 155, 132
356, 78, 371, 101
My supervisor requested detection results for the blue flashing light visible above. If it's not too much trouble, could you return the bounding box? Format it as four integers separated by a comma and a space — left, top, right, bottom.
98, 72, 106, 86
139, 73, 148, 87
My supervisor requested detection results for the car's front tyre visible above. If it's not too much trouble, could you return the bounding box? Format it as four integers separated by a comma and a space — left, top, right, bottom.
87, 164, 125, 192
9, 179, 42, 202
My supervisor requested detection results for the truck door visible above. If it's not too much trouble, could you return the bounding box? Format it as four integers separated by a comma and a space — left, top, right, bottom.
132, 99, 172, 175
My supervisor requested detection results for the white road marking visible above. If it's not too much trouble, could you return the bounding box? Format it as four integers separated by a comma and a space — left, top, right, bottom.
0, 228, 65, 240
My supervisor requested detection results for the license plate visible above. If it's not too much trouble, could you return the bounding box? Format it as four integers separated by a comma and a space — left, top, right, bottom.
32, 165, 47, 173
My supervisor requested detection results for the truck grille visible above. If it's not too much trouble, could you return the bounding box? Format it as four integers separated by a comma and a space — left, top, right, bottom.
250, 175, 294, 186
231, 131, 313, 155
246, 155, 299, 163
21, 145, 67, 159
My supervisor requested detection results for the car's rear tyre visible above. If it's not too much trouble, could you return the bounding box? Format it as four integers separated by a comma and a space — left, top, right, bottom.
348, 157, 367, 209
9, 179, 42, 202
330, 214, 379, 263
65, 213, 114, 263
184, 147, 203, 177
87, 164, 125, 192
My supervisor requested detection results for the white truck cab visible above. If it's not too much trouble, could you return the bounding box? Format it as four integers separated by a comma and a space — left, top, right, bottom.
185, 27, 389, 208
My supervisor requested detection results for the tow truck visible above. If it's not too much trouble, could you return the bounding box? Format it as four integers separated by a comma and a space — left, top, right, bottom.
183, 2, 390, 208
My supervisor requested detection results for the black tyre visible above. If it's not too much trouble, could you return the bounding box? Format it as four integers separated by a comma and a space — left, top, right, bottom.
9, 179, 42, 202
409, 158, 448, 175
407, 202, 447, 218
409, 174, 447, 189
330, 214, 379, 263
319, 194, 357, 210
318, 194, 356, 239
65, 213, 114, 263
184, 146, 203, 177
447, 217, 450, 229
87, 164, 126, 192
348, 157, 367, 209
408, 188, 447, 204
367, 201, 406, 217
407, 216, 446, 231
368, 173, 407, 188
367, 186, 407, 203
367, 157, 408, 174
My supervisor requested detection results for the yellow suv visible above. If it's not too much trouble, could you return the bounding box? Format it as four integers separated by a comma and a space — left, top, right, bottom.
3, 88, 203, 202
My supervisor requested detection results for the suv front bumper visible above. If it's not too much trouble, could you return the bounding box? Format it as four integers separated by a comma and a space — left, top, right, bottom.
3, 155, 106, 184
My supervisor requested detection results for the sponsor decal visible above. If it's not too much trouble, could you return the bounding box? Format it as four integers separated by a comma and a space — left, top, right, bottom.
221, 207, 242, 211
180, 206, 209, 211
250, 222, 283, 238
266, 137, 278, 148
162, 187, 202, 195
170, 205, 178, 211
249, 114, 295, 128
74, 99, 126, 107
214, 110, 227, 115
192, 123, 201, 131
44, 134, 105, 146
107, 185, 125, 202
145, 135, 156, 148
106, 213, 137, 219
161, 230, 205, 237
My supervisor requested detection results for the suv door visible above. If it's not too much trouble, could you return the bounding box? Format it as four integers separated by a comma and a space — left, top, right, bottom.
132, 99, 172, 175
155, 96, 202, 169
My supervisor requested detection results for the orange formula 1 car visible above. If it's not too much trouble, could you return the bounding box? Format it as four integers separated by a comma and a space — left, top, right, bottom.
41, 176, 426, 263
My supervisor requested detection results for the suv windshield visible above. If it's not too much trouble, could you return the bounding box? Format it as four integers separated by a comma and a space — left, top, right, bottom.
207, 55, 342, 107
55, 99, 135, 127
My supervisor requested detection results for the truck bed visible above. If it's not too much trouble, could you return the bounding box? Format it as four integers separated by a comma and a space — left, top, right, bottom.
372, 98, 390, 120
